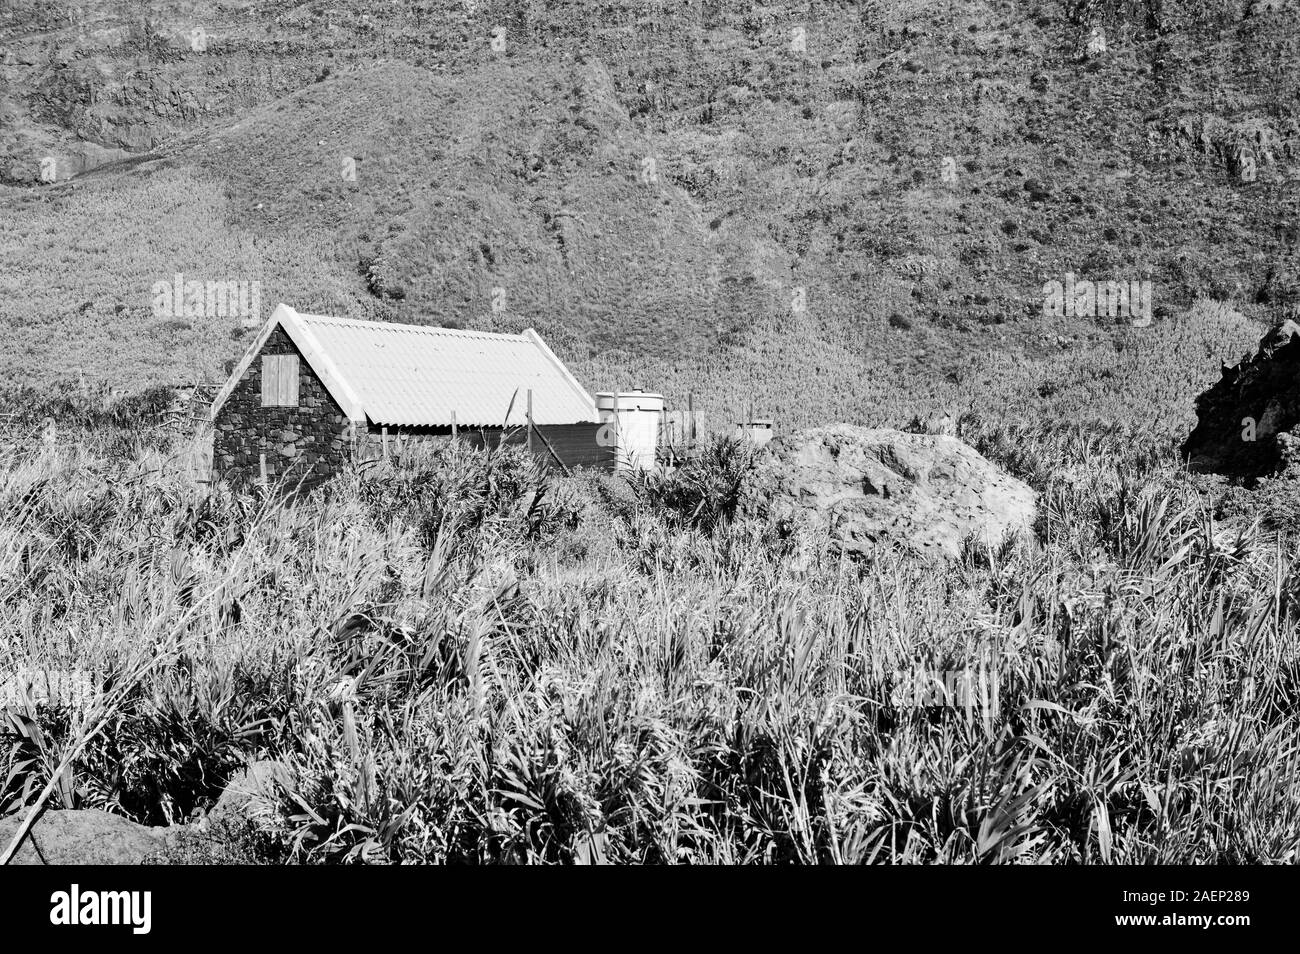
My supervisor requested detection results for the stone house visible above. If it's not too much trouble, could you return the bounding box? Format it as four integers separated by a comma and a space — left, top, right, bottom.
209, 303, 610, 488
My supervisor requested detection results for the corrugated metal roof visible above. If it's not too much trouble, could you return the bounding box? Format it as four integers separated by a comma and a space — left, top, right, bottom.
293, 312, 597, 427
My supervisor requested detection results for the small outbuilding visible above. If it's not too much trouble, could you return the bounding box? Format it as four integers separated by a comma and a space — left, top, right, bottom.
209, 303, 610, 488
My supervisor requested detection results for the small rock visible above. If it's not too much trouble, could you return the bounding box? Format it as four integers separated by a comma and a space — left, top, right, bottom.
207, 760, 292, 828
0, 809, 172, 865
1023, 178, 1051, 200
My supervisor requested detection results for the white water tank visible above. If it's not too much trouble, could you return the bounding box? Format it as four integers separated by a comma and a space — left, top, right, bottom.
596, 390, 664, 471
737, 418, 775, 447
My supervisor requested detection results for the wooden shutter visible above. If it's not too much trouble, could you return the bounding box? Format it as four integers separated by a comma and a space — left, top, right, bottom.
260, 356, 278, 406
280, 355, 299, 406
261, 355, 300, 407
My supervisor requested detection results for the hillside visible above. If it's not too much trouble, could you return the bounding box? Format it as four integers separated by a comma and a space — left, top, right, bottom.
1, 0, 1298, 429
7, 0, 1300, 876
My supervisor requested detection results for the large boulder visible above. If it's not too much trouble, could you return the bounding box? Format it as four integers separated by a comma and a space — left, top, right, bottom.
752, 425, 1036, 560
1183, 319, 1300, 477
0, 809, 172, 865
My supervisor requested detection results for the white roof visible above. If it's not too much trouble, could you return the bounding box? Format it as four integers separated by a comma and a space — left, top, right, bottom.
210, 304, 598, 427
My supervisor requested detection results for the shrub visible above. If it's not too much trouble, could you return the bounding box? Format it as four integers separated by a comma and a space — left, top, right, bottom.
0, 382, 175, 430
351, 440, 580, 549
630, 435, 754, 533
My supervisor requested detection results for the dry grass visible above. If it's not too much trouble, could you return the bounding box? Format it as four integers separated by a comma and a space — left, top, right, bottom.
2, 380, 1298, 862
1, 0, 1297, 864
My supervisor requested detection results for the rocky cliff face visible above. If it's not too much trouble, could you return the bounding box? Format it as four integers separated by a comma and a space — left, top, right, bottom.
0, 0, 322, 184
3, 1, 1299, 391
1183, 320, 1300, 477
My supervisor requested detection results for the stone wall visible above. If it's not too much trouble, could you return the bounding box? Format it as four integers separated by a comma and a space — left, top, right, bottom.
212, 326, 353, 489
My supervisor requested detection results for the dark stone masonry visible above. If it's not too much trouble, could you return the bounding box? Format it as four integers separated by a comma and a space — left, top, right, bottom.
213, 326, 354, 489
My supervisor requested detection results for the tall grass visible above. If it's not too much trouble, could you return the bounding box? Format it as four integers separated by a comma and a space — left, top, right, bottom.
2, 412, 1297, 863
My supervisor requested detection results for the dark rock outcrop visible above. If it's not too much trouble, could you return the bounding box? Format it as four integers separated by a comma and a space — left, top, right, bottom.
1183, 320, 1300, 477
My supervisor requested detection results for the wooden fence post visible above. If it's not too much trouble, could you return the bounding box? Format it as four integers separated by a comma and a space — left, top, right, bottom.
451, 409, 458, 441
613, 390, 621, 469
659, 406, 667, 466
526, 389, 534, 454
